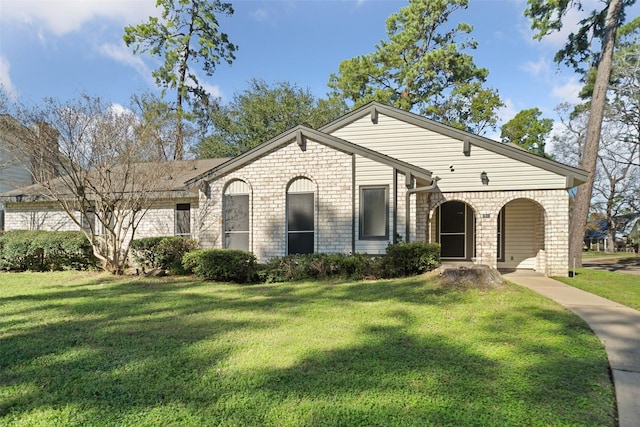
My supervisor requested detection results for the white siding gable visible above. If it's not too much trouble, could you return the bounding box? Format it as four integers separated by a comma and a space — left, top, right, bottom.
330, 113, 567, 192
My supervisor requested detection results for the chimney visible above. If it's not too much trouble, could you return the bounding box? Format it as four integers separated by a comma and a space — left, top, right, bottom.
31, 122, 60, 182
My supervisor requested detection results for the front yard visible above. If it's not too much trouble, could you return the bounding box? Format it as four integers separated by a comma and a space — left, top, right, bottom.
0, 271, 615, 426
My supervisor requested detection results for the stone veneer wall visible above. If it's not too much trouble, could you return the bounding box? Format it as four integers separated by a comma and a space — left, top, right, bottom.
415, 189, 570, 276
201, 138, 354, 261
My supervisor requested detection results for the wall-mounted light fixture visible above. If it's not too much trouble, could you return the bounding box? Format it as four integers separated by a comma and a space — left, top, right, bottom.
480, 171, 489, 185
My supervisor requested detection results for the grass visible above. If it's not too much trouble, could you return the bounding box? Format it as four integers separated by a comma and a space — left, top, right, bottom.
554, 268, 640, 311
582, 250, 638, 260
0, 271, 615, 426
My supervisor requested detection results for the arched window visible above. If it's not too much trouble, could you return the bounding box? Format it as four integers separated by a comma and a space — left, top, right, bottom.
224, 180, 250, 251
287, 177, 315, 255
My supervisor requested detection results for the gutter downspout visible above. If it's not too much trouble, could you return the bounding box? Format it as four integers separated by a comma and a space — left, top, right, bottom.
405, 176, 440, 243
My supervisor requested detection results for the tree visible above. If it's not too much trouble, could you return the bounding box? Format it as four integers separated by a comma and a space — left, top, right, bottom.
500, 108, 554, 157
526, 0, 631, 266
124, 0, 237, 160
196, 78, 347, 158
553, 103, 640, 253
326, 0, 503, 135
2, 95, 169, 274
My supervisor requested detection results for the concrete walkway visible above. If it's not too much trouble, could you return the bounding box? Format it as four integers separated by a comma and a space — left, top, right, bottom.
503, 271, 640, 427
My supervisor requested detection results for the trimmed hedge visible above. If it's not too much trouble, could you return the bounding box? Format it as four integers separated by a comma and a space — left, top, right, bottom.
380, 242, 441, 278
182, 249, 258, 283
0, 230, 95, 272
258, 252, 381, 283
252, 243, 440, 283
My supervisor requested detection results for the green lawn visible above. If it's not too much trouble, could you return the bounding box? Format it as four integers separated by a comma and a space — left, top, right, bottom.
555, 268, 640, 311
1, 271, 615, 426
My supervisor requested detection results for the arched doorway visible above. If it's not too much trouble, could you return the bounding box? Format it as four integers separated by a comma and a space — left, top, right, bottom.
498, 198, 545, 270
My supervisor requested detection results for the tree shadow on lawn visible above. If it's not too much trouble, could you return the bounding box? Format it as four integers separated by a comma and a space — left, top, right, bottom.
0, 277, 615, 426
231, 306, 614, 426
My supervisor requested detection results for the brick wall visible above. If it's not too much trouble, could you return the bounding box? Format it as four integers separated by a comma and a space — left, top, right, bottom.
201, 138, 353, 261
417, 189, 570, 276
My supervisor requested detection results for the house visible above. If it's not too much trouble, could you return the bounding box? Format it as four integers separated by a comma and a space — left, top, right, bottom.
184, 102, 587, 276
2, 103, 588, 276
1, 158, 228, 239
0, 115, 44, 231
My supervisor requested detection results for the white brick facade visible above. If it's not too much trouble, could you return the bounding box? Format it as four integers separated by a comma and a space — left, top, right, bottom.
3, 103, 586, 277
201, 138, 354, 260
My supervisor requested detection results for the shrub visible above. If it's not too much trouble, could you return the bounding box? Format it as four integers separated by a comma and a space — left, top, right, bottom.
182, 249, 258, 283
258, 252, 382, 283
0, 230, 95, 271
381, 242, 441, 278
155, 237, 199, 274
130, 236, 198, 274
129, 237, 165, 270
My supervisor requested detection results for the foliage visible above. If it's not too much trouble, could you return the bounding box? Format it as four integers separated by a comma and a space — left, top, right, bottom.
156, 236, 199, 274
2, 94, 174, 275
526, 0, 636, 73
129, 237, 165, 270
0, 272, 615, 426
381, 242, 441, 278
526, 0, 631, 266
0, 230, 95, 271
197, 78, 347, 158
258, 252, 382, 283
130, 236, 198, 274
182, 248, 257, 283
123, 0, 237, 159
258, 244, 440, 283
500, 107, 554, 157
327, 0, 503, 135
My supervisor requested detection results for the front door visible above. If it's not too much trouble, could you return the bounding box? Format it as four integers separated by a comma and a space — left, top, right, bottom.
437, 201, 474, 260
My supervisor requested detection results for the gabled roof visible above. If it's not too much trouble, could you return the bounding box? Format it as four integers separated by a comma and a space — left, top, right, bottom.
1, 158, 229, 202
320, 102, 589, 187
185, 125, 434, 188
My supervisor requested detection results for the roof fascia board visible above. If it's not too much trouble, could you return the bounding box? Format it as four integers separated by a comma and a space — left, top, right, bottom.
320, 102, 588, 187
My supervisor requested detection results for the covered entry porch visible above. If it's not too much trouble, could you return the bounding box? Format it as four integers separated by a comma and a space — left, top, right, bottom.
416, 190, 570, 276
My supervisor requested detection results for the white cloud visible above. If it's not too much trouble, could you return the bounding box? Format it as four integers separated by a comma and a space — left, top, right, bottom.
521, 57, 551, 78
1, 0, 158, 36
551, 77, 583, 105
200, 82, 224, 100
98, 42, 152, 83
0, 56, 19, 100
249, 8, 271, 23
497, 98, 518, 126
108, 103, 133, 116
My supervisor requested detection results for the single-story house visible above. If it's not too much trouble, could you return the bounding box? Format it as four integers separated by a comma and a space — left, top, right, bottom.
1, 102, 588, 276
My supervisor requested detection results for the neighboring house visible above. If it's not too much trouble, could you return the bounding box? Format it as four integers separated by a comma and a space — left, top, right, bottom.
0, 115, 37, 231
2, 103, 588, 276
1, 158, 227, 240
617, 214, 640, 251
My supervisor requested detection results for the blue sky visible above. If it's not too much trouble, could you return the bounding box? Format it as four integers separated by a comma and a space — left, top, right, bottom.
0, 0, 633, 140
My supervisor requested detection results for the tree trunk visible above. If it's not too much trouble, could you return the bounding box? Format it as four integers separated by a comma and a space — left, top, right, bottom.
568, 0, 623, 267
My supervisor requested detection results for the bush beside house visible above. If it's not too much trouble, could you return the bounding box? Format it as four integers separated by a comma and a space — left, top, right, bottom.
0, 230, 95, 271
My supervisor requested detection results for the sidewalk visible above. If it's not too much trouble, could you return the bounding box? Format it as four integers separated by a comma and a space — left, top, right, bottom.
503, 271, 640, 427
